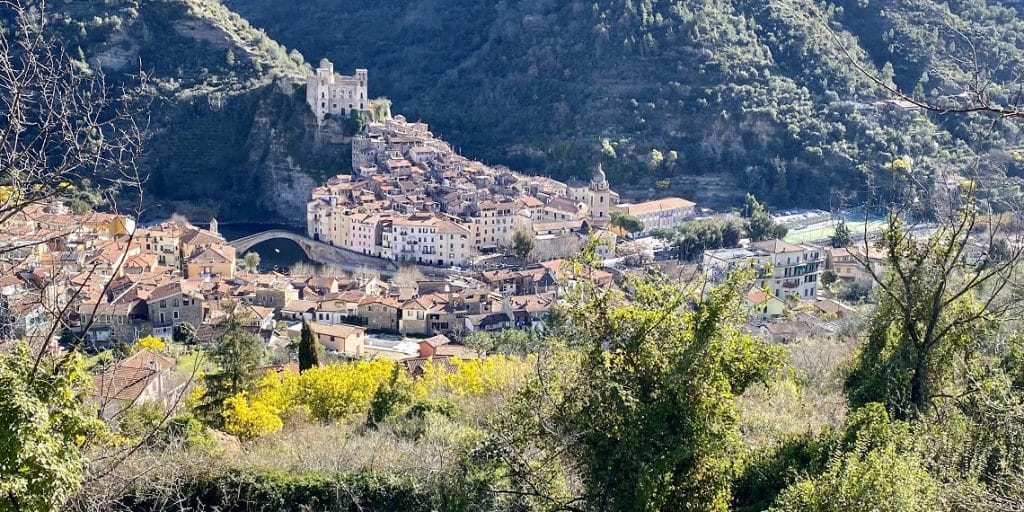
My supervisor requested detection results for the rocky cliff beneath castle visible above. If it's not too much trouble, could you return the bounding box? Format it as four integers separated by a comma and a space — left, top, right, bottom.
141, 79, 353, 224
21, 0, 355, 225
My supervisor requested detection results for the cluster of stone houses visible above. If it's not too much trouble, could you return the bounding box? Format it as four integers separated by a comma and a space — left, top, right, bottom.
280, 259, 614, 354
307, 115, 619, 266
0, 201, 619, 357
0, 202, 260, 350
304, 108, 697, 266
0, 200, 624, 420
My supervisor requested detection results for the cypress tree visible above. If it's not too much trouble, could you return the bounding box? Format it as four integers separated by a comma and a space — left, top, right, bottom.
298, 321, 322, 372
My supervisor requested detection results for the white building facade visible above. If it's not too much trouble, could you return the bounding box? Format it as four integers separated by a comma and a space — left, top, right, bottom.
703, 240, 822, 300
306, 58, 368, 122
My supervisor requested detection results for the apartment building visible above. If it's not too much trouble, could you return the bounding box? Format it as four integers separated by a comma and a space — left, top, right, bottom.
703, 239, 822, 300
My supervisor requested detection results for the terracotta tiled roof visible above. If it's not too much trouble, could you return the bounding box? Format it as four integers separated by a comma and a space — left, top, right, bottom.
147, 281, 201, 303
308, 322, 366, 339
180, 228, 224, 246
614, 197, 695, 216
283, 299, 318, 313
188, 244, 236, 265
91, 349, 177, 402
745, 288, 769, 305
420, 334, 451, 348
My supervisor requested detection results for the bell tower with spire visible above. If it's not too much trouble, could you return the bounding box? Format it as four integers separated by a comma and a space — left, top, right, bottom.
588, 162, 610, 221
590, 162, 609, 192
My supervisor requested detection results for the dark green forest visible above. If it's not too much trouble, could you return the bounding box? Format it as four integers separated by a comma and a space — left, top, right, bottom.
225, 0, 1024, 209
18, 0, 1024, 218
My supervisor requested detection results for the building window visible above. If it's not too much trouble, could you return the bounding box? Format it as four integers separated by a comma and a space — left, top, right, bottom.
173, 311, 179, 320
160, 300, 166, 308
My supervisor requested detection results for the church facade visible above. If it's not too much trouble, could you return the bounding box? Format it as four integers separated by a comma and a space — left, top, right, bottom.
567, 164, 617, 224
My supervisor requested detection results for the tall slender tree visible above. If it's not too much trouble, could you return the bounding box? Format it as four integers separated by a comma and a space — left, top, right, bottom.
846, 205, 1023, 418
297, 321, 322, 372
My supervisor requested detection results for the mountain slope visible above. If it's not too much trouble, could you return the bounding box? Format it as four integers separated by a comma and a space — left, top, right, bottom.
36, 0, 351, 222
224, 0, 1024, 210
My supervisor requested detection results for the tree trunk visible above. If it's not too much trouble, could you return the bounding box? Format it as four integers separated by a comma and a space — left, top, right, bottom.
909, 351, 929, 416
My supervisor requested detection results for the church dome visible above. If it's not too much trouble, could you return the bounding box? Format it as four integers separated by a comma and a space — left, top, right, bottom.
593, 162, 607, 183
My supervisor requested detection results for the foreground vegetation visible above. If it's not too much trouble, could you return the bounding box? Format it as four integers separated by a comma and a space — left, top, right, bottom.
5, 200, 1017, 511
3, 0, 1024, 510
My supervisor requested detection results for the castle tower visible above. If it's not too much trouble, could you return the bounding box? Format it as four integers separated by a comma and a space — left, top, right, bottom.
209, 217, 218, 235
356, 69, 368, 110
306, 58, 370, 122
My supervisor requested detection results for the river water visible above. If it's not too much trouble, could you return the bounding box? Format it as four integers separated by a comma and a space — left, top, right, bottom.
209, 223, 313, 273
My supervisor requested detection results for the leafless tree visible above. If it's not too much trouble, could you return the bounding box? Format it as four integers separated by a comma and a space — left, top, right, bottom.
0, 0, 146, 355
0, 1, 144, 231
0, 2, 215, 510
391, 264, 425, 290
352, 264, 380, 284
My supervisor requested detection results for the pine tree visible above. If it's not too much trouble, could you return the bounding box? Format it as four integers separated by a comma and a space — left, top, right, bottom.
199, 302, 266, 425
512, 229, 536, 261
830, 220, 853, 248
298, 320, 322, 372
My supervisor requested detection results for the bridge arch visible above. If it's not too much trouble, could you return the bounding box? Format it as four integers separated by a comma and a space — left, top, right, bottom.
227, 230, 400, 273
229, 230, 315, 259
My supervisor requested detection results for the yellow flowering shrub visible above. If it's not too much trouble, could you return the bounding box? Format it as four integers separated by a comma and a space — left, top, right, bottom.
222, 356, 533, 439
222, 392, 284, 440
415, 355, 532, 397
221, 359, 396, 438
883, 158, 912, 173
0, 186, 15, 203
298, 359, 395, 421
136, 335, 165, 352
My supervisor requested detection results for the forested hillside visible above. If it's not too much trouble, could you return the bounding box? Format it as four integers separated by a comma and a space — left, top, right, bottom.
24, 0, 352, 222
22, 0, 1024, 218
225, 0, 1024, 209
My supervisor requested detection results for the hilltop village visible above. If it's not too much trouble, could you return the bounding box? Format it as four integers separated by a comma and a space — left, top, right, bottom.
306, 59, 697, 266
0, 60, 885, 422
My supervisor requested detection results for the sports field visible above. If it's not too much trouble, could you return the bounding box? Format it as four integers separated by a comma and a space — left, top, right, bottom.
784, 219, 888, 244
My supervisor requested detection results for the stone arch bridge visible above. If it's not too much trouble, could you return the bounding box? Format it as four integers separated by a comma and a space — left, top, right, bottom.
228, 230, 399, 273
